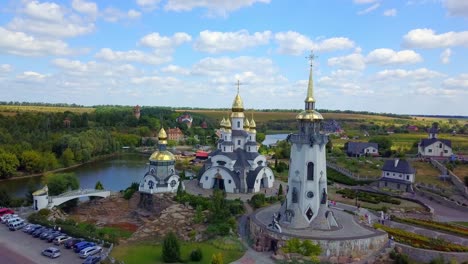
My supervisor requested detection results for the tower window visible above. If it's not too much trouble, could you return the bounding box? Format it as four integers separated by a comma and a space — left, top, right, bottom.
307, 162, 314, 181
238, 140, 241, 146
237, 121, 240, 128
223, 147, 226, 152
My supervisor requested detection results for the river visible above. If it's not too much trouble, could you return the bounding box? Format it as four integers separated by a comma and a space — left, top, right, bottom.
3, 154, 149, 198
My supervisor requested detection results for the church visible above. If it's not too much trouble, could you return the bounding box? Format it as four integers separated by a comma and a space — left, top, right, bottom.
197, 87, 275, 193
139, 128, 183, 194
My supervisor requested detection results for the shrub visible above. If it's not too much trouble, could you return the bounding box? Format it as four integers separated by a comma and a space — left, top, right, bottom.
211, 253, 223, 264
190, 248, 203, 262
162, 232, 180, 263
250, 194, 266, 209
38, 208, 51, 217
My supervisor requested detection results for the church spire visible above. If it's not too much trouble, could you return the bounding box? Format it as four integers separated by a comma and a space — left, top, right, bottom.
304, 51, 316, 110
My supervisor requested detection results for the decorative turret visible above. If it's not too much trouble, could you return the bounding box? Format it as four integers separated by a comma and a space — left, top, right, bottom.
149, 128, 174, 162
244, 118, 250, 132
231, 81, 245, 130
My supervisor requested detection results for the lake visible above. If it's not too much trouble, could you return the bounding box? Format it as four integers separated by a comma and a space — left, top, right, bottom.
2, 154, 149, 198
262, 133, 289, 147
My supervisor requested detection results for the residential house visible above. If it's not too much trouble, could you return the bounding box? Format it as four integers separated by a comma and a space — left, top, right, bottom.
344, 142, 379, 157
376, 159, 415, 192
418, 125, 452, 158
167, 127, 184, 141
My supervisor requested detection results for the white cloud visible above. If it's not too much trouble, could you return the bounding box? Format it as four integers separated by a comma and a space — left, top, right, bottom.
23, 1, 64, 22
366, 49, 422, 65
274, 31, 354, 55
131, 76, 181, 86
17, 71, 48, 82
161, 65, 190, 75
164, 0, 270, 16
139, 32, 192, 49
136, 0, 161, 11
8, 17, 94, 38
374, 68, 443, 81
191, 56, 277, 77
443, 73, 468, 89
440, 48, 452, 64
95, 48, 171, 65
72, 0, 98, 17
383, 8, 397, 16
357, 3, 380, 15
443, 0, 468, 17
102, 7, 142, 22
328, 53, 366, 71
0, 64, 13, 73
403, 28, 468, 48
194, 30, 271, 53
0, 27, 71, 56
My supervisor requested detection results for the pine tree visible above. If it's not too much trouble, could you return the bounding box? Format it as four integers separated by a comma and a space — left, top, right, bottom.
278, 184, 283, 196
162, 232, 180, 263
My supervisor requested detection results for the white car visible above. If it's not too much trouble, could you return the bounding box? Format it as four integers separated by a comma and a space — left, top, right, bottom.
79, 246, 102, 259
53, 235, 72, 245
5, 217, 22, 226
1, 214, 18, 223
42, 247, 61, 258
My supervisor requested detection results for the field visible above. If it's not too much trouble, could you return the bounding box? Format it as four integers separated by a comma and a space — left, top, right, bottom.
0, 105, 95, 114
111, 239, 245, 264
412, 160, 452, 188
452, 163, 468, 179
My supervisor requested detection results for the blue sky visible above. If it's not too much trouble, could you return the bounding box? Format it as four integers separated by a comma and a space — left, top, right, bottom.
0, 0, 467, 115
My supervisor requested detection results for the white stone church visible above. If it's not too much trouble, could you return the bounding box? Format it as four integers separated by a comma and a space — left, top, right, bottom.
197, 88, 275, 193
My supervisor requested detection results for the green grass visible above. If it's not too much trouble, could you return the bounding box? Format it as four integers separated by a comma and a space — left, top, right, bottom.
111, 239, 245, 264
333, 156, 383, 179
412, 160, 452, 188
100, 226, 133, 239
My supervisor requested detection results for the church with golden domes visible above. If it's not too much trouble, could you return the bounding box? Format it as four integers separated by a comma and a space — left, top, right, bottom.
139, 128, 183, 194
198, 86, 275, 193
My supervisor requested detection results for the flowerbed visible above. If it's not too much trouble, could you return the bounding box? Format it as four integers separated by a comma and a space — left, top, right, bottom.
392, 216, 468, 238
373, 223, 468, 252
336, 188, 401, 205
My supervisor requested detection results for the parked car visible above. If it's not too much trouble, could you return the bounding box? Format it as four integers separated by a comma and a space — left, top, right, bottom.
42, 247, 61, 258
5, 217, 23, 226
46, 232, 64, 243
40, 229, 58, 240
74, 242, 96, 253
64, 238, 84, 249
33, 228, 50, 238
53, 235, 72, 245
0, 208, 14, 217
83, 255, 101, 264
9, 221, 26, 231
28, 225, 44, 234
1, 214, 18, 223
22, 224, 39, 233
79, 246, 102, 258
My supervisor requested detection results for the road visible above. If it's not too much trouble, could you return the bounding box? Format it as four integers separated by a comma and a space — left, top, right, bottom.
0, 223, 84, 264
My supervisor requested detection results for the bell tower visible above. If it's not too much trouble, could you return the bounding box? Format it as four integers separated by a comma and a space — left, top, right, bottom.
280, 52, 332, 229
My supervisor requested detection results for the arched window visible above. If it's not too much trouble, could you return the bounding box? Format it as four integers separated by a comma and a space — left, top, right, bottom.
237, 121, 240, 128
307, 162, 314, 181
292, 187, 298, 203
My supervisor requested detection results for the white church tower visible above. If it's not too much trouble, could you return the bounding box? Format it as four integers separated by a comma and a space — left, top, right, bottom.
280, 53, 335, 229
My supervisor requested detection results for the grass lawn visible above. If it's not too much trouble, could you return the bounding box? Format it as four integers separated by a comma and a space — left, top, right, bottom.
111, 239, 245, 264
411, 160, 453, 188
333, 156, 383, 179
453, 222, 468, 227
328, 186, 426, 212
452, 163, 468, 179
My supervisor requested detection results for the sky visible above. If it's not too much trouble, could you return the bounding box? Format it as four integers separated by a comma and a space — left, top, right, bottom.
0, 0, 467, 115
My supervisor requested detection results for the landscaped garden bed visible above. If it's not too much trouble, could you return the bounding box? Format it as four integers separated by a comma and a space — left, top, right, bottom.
374, 223, 468, 252
336, 188, 401, 205
391, 216, 468, 238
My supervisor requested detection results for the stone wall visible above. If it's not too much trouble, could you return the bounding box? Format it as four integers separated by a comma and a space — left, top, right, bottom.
249, 218, 388, 258
396, 242, 468, 263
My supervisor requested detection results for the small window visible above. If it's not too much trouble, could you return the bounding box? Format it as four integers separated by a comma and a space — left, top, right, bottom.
397, 184, 400, 189
406, 175, 409, 180
228, 180, 232, 184
307, 162, 314, 181
439, 143, 442, 148
428, 149, 432, 153
384, 181, 387, 187
399, 174, 402, 178
238, 140, 241, 145
205, 176, 208, 180
393, 173, 395, 176
223, 147, 226, 152
386, 172, 389, 176
444, 150, 448, 153
237, 121, 240, 128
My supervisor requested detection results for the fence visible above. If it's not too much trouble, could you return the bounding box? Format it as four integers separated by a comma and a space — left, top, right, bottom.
430, 158, 468, 199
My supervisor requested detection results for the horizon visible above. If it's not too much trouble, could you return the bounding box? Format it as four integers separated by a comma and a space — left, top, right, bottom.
1, 1, 467, 115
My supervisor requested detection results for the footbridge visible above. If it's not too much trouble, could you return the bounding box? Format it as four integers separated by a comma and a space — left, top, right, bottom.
32, 185, 111, 211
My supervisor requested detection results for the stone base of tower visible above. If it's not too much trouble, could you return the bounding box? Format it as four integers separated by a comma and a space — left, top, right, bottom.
279, 202, 338, 230
250, 203, 388, 259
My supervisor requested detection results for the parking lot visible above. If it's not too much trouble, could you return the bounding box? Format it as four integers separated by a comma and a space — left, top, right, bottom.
0, 219, 86, 264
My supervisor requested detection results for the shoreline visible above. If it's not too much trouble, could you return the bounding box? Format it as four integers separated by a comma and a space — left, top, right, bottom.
1, 152, 124, 182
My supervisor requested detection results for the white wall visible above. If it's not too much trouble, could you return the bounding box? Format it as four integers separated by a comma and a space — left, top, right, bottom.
418, 141, 453, 157
33, 194, 49, 211
364, 146, 378, 155
381, 170, 414, 183
199, 167, 237, 193
252, 167, 275, 193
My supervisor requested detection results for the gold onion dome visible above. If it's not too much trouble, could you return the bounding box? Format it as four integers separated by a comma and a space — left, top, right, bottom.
296, 110, 323, 121
158, 128, 168, 142
231, 90, 245, 118
149, 127, 174, 161
250, 117, 256, 128
244, 118, 250, 132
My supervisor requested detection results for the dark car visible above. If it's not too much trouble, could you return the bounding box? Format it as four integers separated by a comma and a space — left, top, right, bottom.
83, 255, 101, 264
65, 238, 84, 249
74, 242, 96, 253
46, 232, 64, 242
27, 225, 43, 234
40, 229, 55, 240
32, 228, 49, 237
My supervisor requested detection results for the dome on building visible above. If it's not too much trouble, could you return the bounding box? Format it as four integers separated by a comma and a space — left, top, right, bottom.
296, 110, 324, 121
149, 128, 174, 162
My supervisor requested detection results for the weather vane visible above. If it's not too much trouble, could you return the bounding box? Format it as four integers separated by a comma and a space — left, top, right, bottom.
306, 50, 318, 68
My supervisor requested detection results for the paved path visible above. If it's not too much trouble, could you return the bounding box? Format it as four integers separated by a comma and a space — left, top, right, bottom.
403, 192, 468, 222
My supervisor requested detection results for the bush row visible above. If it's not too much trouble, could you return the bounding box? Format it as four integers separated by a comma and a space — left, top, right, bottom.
336, 188, 401, 205
391, 216, 468, 238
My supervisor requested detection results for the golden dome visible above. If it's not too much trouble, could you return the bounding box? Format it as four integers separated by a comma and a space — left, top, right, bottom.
226, 118, 231, 128
250, 117, 256, 128
232, 93, 244, 112
158, 127, 168, 145
149, 150, 175, 161
220, 117, 226, 128
296, 110, 323, 121
244, 118, 250, 128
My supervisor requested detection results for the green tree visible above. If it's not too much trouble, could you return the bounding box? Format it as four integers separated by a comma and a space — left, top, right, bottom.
278, 184, 283, 196
42, 152, 59, 171
95, 181, 104, 190
61, 148, 75, 167
256, 133, 266, 144
0, 188, 12, 207
194, 205, 204, 224
45, 173, 79, 196
0, 151, 19, 179
162, 232, 180, 263
21, 150, 44, 173
210, 189, 230, 223
176, 180, 184, 197
369, 136, 393, 157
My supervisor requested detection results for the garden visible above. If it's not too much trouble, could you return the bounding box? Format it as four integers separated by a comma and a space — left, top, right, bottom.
391, 216, 468, 238
336, 188, 401, 205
